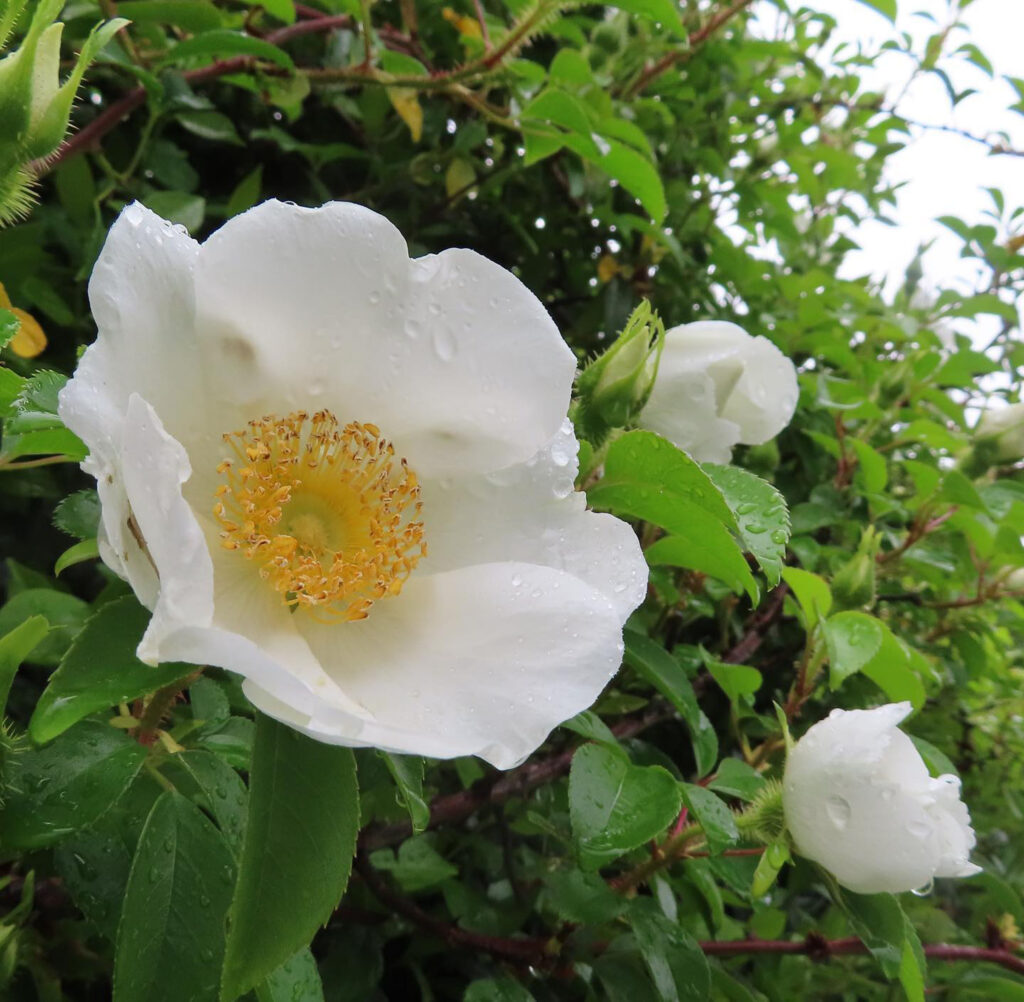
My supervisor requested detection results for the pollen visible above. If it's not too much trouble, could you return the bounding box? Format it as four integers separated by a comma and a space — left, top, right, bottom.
214, 410, 425, 622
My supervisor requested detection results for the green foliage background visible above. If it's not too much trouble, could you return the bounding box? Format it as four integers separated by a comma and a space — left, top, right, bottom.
0, 0, 1023, 999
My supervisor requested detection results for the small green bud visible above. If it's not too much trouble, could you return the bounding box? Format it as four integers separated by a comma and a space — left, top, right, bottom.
572, 300, 664, 447
0, 0, 128, 224
831, 527, 879, 611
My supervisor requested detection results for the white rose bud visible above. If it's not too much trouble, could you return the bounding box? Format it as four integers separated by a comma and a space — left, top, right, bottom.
637, 321, 798, 464
975, 402, 1024, 462
783, 702, 980, 894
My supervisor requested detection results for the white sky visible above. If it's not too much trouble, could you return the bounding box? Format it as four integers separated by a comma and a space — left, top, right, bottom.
754, 0, 1024, 304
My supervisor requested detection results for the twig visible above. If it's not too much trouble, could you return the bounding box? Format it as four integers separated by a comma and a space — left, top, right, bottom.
353, 855, 554, 967
721, 583, 789, 665
625, 0, 756, 98
700, 935, 1024, 977
359, 701, 674, 850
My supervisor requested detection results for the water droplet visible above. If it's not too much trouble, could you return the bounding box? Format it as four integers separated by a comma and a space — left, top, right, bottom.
911, 878, 934, 897
736, 502, 757, 516
511, 573, 523, 587
432, 327, 456, 361
770, 529, 787, 544
404, 319, 423, 339
825, 795, 851, 830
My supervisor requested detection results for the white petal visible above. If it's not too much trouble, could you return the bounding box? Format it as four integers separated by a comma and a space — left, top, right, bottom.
155, 526, 373, 723
191, 200, 575, 476
288, 562, 625, 768
718, 336, 799, 445
118, 395, 214, 663
70, 202, 206, 447
929, 775, 980, 878
638, 320, 796, 460
419, 421, 646, 619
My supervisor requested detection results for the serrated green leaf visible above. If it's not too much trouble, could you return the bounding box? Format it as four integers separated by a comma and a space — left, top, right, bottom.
30, 596, 196, 744
569, 742, 681, 870
680, 784, 738, 855
113, 792, 235, 1002
0, 720, 147, 849
705, 464, 790, 587
623, 630, 717, 777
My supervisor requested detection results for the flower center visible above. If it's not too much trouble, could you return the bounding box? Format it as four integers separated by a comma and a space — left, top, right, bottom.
213, 410, 425, 621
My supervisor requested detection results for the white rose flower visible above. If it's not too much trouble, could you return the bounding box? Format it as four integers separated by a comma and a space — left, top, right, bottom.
975, 401, 1024, 462
58, 200, 648, 769
637, 320, 798, 463
783, 702, 980, 894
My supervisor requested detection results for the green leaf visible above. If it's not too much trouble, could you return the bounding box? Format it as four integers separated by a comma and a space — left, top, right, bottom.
899, 918, 927, 1002
164, 30, 295, 70
781, 567, 832, 629
0, 614, 47, 713
609, 0, 685, 32
255, 949, 324, 1002
853, 0, 897, 21
368, 837, 458, 892
624, 630, 717, 776
706, 658, 762, 705
850, 440, 888, 493
822, 611, 885, 687
705, 465, 790, 587
381, 752, 430, 835
589, 432, 735, 526
839, 890, 907, 976
55, 536, 99, 576
225, 165, 263, 218
143, 191, 207, 233
589, 432, 756, 601
162, 750, 249, 857
115, 0, 224, 30
858, 626, 927, 709
30, 596, 196, 744
679, 784, 738, 855
645, 530, 758, 603
220, 714, 359, 1001
0, 588, 89, 666
583, 137, 667, 222
113, 792, 236, 1002
55, 826, 133, 942
0, 720, 147, 849
0, 307, 18, 351
464, 978, 536, 1002
53, 489, 100, 539
569, 743, 681, 870
630, 901, 711, 1002
707, 758, 765, 801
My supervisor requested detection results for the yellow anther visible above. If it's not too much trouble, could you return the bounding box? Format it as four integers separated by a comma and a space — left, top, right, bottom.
213, 410, 425, 622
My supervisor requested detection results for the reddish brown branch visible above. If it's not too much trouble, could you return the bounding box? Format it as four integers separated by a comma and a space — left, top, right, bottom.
359, 701, 674, 851
626, 0, 756, 98
41, 14, 380, 172
353, 855, 554, 966
700, 935, 1024, 977
722, 583, 789, 665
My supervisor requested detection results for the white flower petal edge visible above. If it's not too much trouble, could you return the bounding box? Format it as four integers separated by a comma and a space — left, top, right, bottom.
252, 561, 626, 770
59, 199, 649, 768
191, 199, 577, 478
783, 702, 981, 895
639, 320, 798, 463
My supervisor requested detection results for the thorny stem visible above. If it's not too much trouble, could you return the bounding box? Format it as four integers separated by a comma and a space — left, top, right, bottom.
136, 671, 201, 746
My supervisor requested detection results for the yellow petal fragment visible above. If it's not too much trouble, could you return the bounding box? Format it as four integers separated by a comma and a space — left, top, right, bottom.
388, 87, 423, 143
9, 308, 47, 358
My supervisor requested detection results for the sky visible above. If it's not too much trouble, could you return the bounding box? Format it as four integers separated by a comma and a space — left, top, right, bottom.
753, 0, 1024, 303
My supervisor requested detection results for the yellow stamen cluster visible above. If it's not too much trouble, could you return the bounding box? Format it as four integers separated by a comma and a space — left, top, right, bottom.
214, 410, 425, 622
